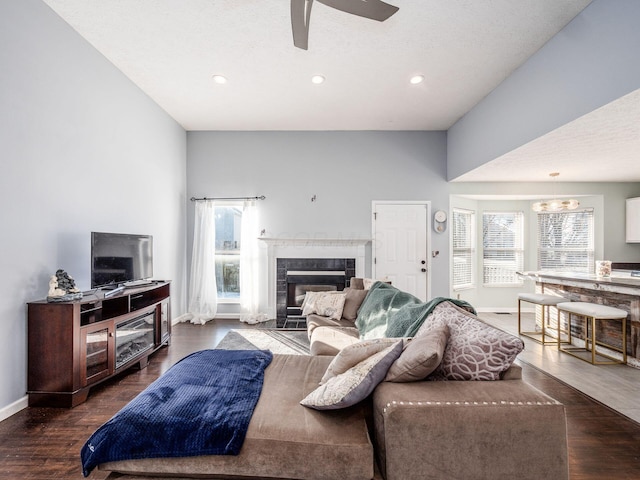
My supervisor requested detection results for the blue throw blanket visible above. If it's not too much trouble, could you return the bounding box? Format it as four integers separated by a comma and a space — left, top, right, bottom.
81, 349, 273, 477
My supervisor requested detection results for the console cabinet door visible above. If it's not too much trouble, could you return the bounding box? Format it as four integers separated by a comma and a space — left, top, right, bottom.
80, 321, 114, 387
158, 299, 171, 345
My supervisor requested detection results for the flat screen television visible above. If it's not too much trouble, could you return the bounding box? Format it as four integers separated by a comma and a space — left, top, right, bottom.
91, 232, 153, 288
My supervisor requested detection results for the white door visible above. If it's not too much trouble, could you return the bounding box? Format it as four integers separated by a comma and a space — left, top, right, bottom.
372, 202, 430, 301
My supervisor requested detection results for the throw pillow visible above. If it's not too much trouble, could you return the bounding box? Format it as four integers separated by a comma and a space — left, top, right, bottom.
300, 341, 403, 410
384, 325, 450, 382
416, 302, 524, 381
363, 278, 376, 290
341, 288, 369, 321
301, 291, 320, 316
314, 293, 347, 320
320, 337, 400, 384
301, 291, 343, 317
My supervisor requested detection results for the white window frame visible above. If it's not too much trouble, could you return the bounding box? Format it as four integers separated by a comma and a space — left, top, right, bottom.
482, 211, 524, 287
537, 208, 594, 273
452, 208, 475, 290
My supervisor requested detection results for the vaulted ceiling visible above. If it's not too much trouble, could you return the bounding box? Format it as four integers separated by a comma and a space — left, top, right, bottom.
40, 1, 640, 181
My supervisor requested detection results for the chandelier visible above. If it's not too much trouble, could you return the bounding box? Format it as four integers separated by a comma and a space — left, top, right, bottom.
532, 172, 580, 213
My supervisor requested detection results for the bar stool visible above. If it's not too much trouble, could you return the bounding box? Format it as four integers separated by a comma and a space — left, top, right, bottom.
556, 302, 627, 365
518, 293, 566, 345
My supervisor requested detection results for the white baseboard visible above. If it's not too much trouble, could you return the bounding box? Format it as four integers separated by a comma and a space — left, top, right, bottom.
0, 396, 28, 423
172, 313, 192, 324
213, 314, 241, 320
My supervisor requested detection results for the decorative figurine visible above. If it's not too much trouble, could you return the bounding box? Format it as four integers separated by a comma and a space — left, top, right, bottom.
47, 269, 83, 302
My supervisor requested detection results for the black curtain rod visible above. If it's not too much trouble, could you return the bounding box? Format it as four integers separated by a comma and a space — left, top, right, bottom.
190, 195, 266, 202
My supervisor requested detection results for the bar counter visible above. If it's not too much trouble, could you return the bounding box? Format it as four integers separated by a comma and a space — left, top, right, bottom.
518, 271, 640, 367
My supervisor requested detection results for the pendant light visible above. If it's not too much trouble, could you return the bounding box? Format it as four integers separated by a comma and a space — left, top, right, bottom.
532, 172, 580, 213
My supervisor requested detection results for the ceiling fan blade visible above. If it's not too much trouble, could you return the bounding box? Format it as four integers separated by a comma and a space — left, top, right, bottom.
291, 0, 313, 50
317, 0, 399, 22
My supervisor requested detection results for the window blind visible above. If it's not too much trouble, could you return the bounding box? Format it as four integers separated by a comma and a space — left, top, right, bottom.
482, 211, 524, 286
452, 208, 474, 289
537, 209, 594, 272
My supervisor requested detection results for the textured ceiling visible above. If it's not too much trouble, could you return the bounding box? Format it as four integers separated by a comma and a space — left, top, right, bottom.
39, 0, 640, 182
454, 88, 640, 182
41, 0, 591, 131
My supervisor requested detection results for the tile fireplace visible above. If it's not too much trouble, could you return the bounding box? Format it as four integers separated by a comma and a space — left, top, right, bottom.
276, 258, 355, 326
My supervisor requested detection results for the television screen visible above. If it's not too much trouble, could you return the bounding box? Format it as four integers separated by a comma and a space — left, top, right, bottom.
91, 232, 153, 288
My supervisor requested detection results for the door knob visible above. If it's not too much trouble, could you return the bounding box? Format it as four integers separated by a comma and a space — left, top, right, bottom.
421, 268, 427, 273
421, 260, 426, 264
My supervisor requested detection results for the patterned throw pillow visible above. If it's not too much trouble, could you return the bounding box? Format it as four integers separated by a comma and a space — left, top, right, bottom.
300, 341, 403, 410
320, 337, 400, 384
301, 291, 345, 319
415, 302, 524, 381
384, 325, 450, 382
314, 293, 347, 320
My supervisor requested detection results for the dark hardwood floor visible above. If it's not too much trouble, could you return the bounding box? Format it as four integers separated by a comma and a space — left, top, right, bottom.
1, 320, 639, 479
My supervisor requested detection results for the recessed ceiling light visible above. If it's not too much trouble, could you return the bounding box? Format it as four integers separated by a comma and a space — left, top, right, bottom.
410, 75, 425, 85
212, 75, 227, 84
311, 75, 325, 84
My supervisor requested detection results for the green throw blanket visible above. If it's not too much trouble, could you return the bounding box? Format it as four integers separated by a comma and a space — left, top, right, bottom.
355, 282, 476, 339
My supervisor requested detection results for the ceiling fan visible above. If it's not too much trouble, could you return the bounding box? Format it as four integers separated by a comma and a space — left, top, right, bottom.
291, 0, 399, 50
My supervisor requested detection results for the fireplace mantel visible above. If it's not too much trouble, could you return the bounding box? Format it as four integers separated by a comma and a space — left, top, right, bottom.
260, 237, 371, 247
260, 237, 370, 319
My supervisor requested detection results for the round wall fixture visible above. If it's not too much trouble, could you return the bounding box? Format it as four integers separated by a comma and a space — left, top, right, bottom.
434, 210, 447, 233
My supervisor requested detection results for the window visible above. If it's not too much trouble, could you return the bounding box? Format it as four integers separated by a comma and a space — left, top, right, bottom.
215, 205, 242, 299
482, 211, 524, 286
452, 208, 475, 290
537, 209, 594, 273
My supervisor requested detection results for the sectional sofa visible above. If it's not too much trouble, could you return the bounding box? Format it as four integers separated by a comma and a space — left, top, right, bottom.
95, 281, 569, 480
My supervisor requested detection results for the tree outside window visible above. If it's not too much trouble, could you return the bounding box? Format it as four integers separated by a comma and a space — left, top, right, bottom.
215, 206, 242, 299
537, 209, 594, 273
482, 211, 524, 286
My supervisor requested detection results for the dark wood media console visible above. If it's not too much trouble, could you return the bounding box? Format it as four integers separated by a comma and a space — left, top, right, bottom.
27, 281, 171, 407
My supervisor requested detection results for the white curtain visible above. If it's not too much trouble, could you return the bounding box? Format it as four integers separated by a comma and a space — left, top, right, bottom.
239, 200, 268, 324
185, 200, 218, 324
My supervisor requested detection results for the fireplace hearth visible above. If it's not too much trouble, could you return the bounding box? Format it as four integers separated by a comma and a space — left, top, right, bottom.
276, 258, 355, 327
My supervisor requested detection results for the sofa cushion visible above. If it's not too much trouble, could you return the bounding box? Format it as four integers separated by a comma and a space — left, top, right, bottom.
309, 326, 360, 356
321, 337, 401, 384
306, 314, 356, 340
342, 288, 369, 321
301, 341, 403, 410
99, 354, 374, 480
416, 302, 524, 381
384, 325, 449, 382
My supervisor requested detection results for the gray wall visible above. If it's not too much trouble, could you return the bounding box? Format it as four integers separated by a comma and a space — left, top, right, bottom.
447, 0, 640, 179
0, 0, 187, 414
186, 131, 451, 313
186, 132, 640, 315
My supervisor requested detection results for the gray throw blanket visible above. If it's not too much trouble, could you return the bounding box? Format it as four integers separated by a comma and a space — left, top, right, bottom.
355, 282, 475, 339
